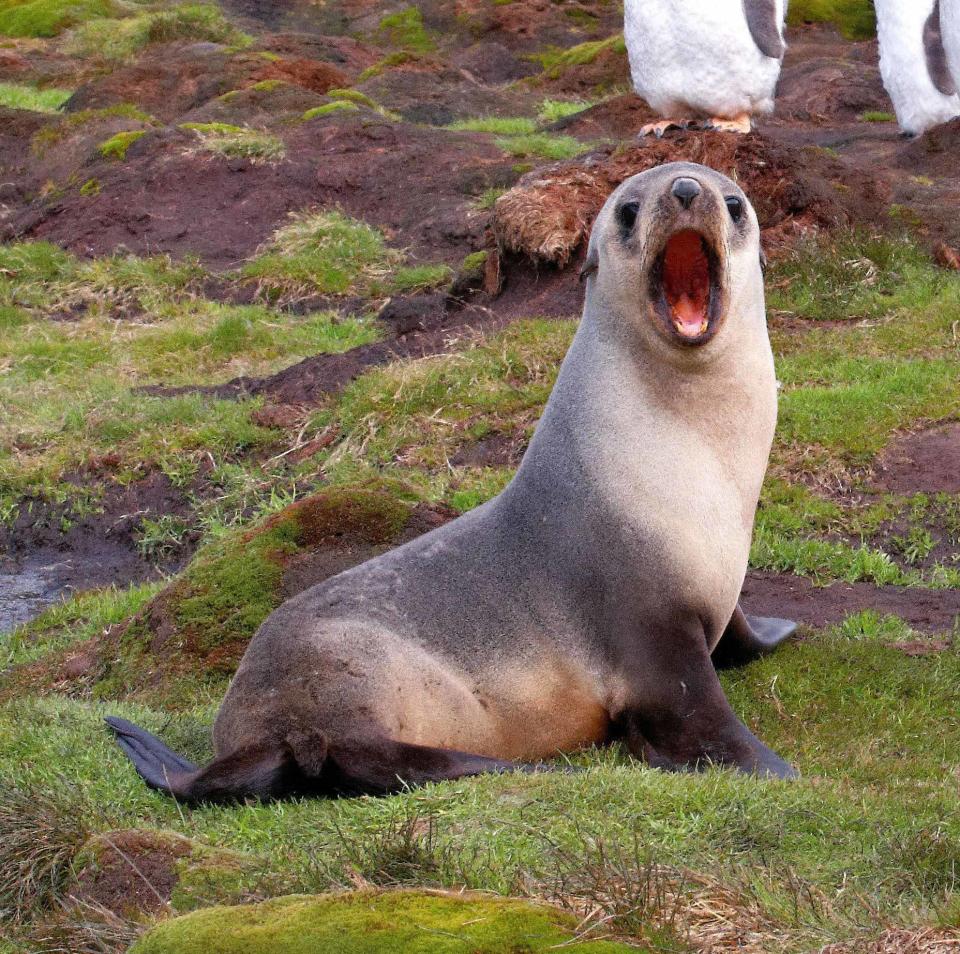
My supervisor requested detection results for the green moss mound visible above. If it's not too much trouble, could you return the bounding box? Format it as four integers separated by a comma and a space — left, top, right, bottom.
787, 0, 875, 40
131, 890, 642, 953
98, 129, 146, 160
92, 487, 415, 704
0, 0, 114, 37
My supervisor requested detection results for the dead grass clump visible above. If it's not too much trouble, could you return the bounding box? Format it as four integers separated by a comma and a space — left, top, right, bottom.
490, 131, 881, 268
819, 928, 960, 953
305, 804, 449, 889
22, 898, 146, 954
0, 781, 98, 923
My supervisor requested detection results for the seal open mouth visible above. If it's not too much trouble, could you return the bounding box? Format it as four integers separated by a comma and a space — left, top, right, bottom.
650, 230, 722, 345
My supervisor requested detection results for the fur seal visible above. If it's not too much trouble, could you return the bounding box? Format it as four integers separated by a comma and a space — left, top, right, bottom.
107, 162, 798, 802
624, 0, 787, 137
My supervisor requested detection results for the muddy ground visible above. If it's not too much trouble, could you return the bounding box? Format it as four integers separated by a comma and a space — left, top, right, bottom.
1, 6, 959, 634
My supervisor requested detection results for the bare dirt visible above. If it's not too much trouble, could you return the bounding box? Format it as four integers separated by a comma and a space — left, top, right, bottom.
873, 422, 960, 495
741, 571, 960, 635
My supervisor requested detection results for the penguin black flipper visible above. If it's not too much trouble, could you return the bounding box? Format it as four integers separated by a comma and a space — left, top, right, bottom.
743, 0, 786, 60
925, 0, 957, 96
712, 604, 798, 669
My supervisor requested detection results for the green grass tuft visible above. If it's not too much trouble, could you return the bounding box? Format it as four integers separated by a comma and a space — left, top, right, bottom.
860, 110, 895, 123
302, 101, 360, 121
537, 98, 592, 123
391, 263, 453, 293
533, 34, 626, 79
68, 2, 248, 61
181, 122, 284, 163
494, 132, 585, 160
375, 6, 436, 54
0, 81, 70, 113
448, 115, 537, 135
241, 210, 398, 301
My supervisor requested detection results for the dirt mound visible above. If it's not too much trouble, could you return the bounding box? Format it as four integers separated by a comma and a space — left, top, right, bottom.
10, 115, 513, 267
73, 830, 194, 917
253, 56, 349, 93
873, 422, 960, 494
741, 571, 960, 634
898, 117, 960, 178
260, 33, 381, 74
549, 92, 657, 139
491, 129, 889, 267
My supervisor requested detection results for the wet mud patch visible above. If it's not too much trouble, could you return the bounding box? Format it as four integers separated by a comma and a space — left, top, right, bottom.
873, 422, 960, 495
741, 570, 960, 634
0, 472, 200, 633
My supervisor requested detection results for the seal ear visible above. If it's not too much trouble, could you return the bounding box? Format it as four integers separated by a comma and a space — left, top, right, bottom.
579, 245, 599, 282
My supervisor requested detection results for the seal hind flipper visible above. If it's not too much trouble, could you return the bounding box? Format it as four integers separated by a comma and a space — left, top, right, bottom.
107, 716, 527, 803
105, 716, 199, 793
711, 604, 798, 669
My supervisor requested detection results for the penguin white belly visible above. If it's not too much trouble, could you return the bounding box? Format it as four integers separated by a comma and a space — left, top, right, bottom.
875, 0, 960, 135
624, 0, 783, 119
941, 0, 960, 93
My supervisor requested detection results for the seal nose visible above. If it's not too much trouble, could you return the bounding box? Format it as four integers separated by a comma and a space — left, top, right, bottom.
671, 177, 702, 210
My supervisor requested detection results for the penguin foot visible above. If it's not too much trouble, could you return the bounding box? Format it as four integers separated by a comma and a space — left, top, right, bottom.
704, 114, 752, 134
638, 119, 689, 139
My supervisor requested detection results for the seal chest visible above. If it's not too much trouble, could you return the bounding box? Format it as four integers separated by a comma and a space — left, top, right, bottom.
106, 162, 798, 802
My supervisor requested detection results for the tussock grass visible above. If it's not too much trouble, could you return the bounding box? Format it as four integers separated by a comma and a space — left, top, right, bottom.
0, 0, 115, 37
180, 122, 284, 163
0, 81, 70, 113
375, 6, 435, 54
0, 781, 97, 922
67, 2, 248, 61
241, 210, 400, 302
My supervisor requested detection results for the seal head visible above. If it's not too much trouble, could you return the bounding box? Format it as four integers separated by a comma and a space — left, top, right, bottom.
582, 162, 761, 355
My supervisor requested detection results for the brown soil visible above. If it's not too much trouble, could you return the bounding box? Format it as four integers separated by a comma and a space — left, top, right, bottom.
873, 422, 960, 494
741, 571, 960, 634
72, 830, 193, 918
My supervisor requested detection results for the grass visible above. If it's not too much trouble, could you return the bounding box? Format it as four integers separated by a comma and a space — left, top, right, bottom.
533, 35, 626, 80
860, 110, 895, 123
375, 6, 436, 54
786, 0, 876, 40
302, 101, 359, 120
537, 98, 592, 123
180, 122, 284, 163
0, 81, 70, 113
67, 2, 248, 61
494, 132, 585, 160
0, 0, 114, 37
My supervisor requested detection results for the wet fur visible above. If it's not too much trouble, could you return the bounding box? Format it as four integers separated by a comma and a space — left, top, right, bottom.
108, 163, 797, 803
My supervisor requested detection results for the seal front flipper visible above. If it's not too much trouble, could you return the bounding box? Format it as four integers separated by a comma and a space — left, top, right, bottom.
711, 604, 797, 670
620, 629, 797, 780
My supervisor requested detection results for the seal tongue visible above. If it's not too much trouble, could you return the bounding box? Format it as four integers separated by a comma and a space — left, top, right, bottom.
662, 230, 710, 338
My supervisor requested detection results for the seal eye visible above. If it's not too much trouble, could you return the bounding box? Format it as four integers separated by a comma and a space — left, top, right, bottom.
617, 201, 640, 233
725, 196, 744, 223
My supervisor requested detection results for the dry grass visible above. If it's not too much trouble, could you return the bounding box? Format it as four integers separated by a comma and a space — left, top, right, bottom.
491, 168, 609, 266
819, 928, 960, 953
22, 898, 146, 954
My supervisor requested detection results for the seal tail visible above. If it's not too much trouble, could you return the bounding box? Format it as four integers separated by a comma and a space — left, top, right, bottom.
106, 716, 529, 804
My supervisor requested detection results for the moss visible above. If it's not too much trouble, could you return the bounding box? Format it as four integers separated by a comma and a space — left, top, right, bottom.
78, 177, 100, 196
91, 487, 414, 701
533, 34, 626, 79
130, 890, 641, 953
376, 7, 436, 54
326, 88, 378, 108
357, 51, 422, 82
494, 132, 585, 161
0, 0, 115, 37
786, 0, 875, 39
249, 79, 285, 92
860, 110, 895, 123
31, 104, 155, 154
301, 101, 360, 121
97, 129, 146, 160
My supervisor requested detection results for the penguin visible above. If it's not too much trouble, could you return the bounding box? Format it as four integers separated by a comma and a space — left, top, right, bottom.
623, 0, 787, 136
875, 0, 959, 137
937, 0, 960, 101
